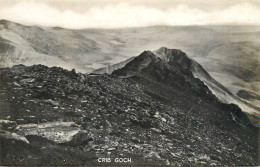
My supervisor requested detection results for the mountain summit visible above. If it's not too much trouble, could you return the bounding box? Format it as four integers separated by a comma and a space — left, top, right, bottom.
111, 47, 259, 125
154, 47, 192, 69
112, 48, 194, 78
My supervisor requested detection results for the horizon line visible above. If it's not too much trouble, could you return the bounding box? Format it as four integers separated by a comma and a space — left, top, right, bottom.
1, 19, 260, 30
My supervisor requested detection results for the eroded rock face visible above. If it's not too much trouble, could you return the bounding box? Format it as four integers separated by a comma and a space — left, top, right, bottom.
16, 122, 82, 144
0, 49, 258, 166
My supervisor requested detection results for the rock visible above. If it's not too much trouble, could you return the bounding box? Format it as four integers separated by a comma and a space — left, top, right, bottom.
63, 130, 93, 146
161, 117, 167, 122
150, 128, 162, 133
13, 82, 21, 87
44, 99, 59, 106
0, 130, 29, 144
130, 115, 139, 123
133, 144, 141, 149
0, 120, 17, 130
78, 74, 86, 83
107, 147, 116, 151
170, 152, 179, 158
20, 78, 35, 84
146, 151, 161, 159
15, 122, 82, 144
153, 111, 160, 118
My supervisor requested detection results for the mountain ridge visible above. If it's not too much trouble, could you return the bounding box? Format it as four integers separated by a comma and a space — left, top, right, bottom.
0, 19, 259, 122
0, 47, 257, 165
110, 47, 259, 125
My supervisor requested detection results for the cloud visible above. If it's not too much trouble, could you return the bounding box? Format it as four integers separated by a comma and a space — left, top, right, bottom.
0, 1, 259, 28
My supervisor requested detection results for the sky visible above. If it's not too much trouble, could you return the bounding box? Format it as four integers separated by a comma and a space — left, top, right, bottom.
0, 0, 260, 29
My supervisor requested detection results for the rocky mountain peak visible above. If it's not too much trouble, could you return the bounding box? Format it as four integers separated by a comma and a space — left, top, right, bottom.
112, 47, 194, 77
153, 47, 184, 58
153, 47, 192, 70
111, 47, 259, 126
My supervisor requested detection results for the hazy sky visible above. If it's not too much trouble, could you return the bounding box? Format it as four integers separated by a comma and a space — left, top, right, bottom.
0, 0, 260, 28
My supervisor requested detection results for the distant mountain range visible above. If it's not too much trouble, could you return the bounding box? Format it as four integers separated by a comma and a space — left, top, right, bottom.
0, 47, 258, 165
0, 19, 259, 114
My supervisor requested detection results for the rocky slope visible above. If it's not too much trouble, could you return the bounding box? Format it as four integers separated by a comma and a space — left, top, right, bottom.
153, 47, 260, 125
0, 49, 258, 166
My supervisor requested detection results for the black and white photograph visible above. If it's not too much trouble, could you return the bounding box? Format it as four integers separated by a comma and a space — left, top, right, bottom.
0, 0, 259, 166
